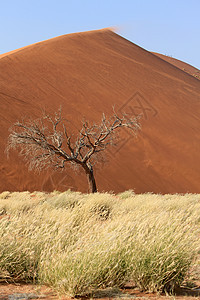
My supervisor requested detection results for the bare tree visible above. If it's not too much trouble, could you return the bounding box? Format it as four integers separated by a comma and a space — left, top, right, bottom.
7, 108, 140, 193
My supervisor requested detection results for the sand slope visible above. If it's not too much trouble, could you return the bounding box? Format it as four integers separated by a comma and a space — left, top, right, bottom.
0, 29, 200, 193
152, 52, 200, 80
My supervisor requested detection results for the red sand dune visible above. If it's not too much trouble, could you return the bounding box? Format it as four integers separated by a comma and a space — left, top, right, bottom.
0, 29, 200, 194
152, 52, 200, 80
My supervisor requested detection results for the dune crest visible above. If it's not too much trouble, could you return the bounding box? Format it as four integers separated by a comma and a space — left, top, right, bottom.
152, 52, 200, 80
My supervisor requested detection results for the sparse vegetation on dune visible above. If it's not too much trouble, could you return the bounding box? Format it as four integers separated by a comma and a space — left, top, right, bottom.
0, 191, 199, 297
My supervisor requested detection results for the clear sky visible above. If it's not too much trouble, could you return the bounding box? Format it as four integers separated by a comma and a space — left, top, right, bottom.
1, 0, 200, 69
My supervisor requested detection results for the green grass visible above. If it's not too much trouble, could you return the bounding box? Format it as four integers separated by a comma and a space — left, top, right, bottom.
0, 190, 199, 296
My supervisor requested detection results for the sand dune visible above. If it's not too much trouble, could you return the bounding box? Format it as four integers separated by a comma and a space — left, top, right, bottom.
0, 29, 200, 193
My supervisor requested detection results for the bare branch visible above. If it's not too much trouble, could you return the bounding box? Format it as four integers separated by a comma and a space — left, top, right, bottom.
6, 107, 141, 193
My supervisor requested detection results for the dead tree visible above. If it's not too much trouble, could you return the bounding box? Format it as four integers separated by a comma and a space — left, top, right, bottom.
7, 108, 140, 193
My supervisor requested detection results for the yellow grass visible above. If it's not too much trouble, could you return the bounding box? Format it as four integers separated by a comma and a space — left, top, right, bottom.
0, 190, 199, 296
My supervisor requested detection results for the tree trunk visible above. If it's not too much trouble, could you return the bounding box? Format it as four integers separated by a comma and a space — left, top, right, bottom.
82, 163, 97, 193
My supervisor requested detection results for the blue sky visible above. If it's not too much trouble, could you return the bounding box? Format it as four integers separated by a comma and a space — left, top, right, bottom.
1, 0, 200, 69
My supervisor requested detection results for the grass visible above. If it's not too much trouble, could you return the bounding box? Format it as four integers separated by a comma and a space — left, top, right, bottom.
0, 190, 199, 297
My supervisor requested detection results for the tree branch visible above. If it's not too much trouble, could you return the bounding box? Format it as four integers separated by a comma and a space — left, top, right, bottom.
7, 108, 141, 174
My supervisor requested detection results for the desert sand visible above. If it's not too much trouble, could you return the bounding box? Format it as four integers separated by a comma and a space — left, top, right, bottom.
0, 29, 200, 194
1, 282, 199, 299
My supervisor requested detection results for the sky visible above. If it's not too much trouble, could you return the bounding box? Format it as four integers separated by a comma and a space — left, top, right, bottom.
0, 0, 200, 69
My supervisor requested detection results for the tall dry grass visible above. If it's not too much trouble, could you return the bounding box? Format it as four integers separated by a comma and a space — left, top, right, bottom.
0, 190, 199, 296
